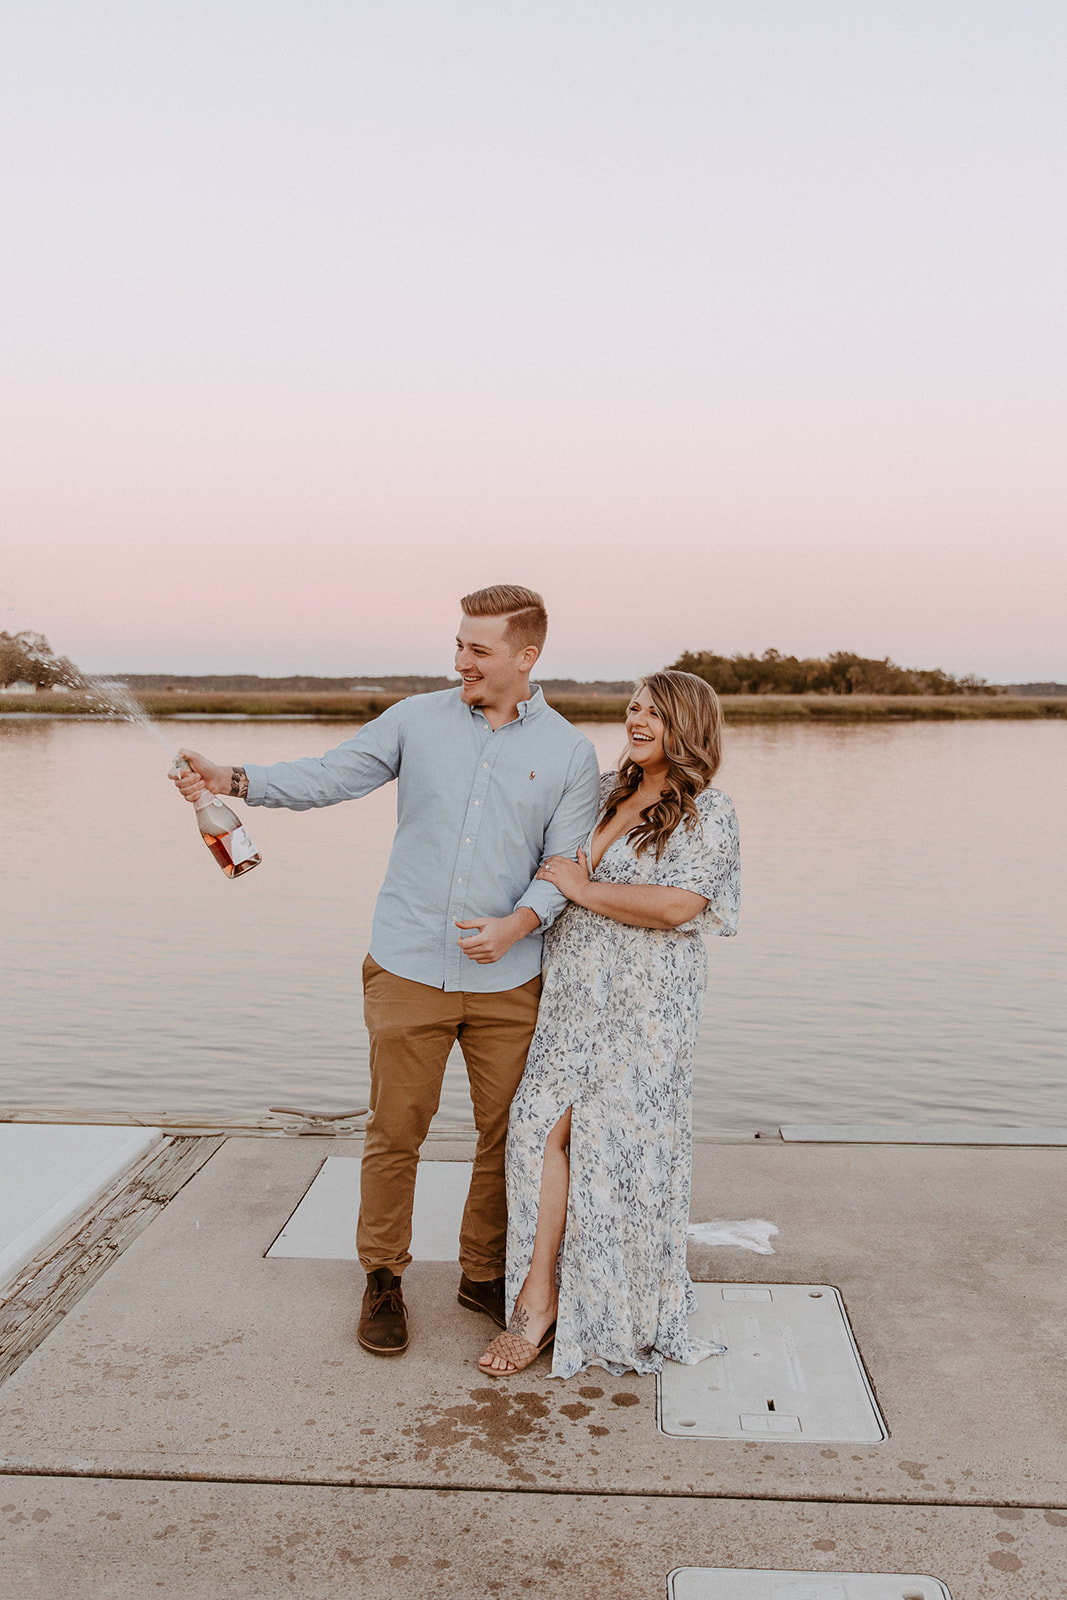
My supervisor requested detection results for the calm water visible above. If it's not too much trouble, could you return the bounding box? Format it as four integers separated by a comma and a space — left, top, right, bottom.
1, 715, 1064, 1130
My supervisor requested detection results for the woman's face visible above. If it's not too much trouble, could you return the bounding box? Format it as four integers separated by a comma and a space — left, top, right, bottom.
624, 684, 668, 773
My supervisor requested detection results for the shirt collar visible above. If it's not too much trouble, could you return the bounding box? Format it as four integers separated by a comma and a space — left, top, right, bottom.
466, 684, 546, 727
517, 685, 546, 722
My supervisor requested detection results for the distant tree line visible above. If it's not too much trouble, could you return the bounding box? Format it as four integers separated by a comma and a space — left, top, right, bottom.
0, 639, 638, 697
117, 672, 456, 694
669, 648, 995, 696
117, 672, 636, 695
0, 629, 1008, 698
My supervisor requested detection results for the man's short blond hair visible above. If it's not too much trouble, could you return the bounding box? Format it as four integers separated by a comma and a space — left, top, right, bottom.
460, 584, 548, 656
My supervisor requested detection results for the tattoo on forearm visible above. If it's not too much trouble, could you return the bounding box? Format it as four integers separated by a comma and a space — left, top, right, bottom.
230, 766, 248, 799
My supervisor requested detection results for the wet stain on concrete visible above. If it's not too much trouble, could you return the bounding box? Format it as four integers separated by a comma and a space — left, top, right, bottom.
559, 1402, 593, 1421
987, 1550, 1024, 1573
897, 1460, 928, 1480
1044, 1511, 1067, 1526
408, 1386, 554, 1476
610, 1392, 640, 1408
333, 1549, 368, 1568
994, 1507, 1024, 1520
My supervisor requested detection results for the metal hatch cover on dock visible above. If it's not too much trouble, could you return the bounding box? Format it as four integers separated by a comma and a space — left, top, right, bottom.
658, 1284, 886, 1442
668, 1573, 951, 1599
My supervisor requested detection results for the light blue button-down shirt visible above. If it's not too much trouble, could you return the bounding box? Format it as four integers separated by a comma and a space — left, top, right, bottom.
243, 686, 601, 992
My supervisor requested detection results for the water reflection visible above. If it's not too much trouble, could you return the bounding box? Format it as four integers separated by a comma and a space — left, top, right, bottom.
1, 714, 1064, 1128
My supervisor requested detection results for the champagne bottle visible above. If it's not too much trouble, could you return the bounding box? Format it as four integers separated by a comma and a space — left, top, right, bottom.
172, 759, 262, 878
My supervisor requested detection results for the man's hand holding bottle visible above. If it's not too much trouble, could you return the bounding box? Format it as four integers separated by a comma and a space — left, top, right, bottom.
167, 751, 259, 879
169, 750, 248, 802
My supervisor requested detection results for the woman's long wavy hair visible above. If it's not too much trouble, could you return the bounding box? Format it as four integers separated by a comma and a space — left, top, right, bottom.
600, 670, 724, 859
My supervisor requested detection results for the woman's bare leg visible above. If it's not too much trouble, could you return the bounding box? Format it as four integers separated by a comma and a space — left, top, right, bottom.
480, 1108, 571, 1372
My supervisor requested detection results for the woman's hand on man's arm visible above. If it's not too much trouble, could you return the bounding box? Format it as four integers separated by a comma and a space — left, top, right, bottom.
536, 848, 593, 903
536, 849, 706, 928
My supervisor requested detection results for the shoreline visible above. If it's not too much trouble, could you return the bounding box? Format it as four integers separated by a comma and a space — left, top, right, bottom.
3, 690, 1066, 723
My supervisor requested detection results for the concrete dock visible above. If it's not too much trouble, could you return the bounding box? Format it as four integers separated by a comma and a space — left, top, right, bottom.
0, 1130, 1063, 1597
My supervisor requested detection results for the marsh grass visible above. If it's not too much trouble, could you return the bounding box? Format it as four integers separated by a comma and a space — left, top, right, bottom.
3, 690, 1065, 723
0, 689, 405, 719
716, 693, 1067, 722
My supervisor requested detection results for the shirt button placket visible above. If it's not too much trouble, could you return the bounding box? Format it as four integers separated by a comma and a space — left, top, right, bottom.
450, 744, 495, 986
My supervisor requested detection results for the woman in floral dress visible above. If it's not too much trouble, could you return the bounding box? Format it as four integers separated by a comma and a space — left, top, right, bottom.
479, 670, 740, 1379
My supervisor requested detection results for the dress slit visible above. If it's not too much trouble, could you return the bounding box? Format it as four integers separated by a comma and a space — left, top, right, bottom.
505, 1096, 574, 1319
532, 1104, 572, 1280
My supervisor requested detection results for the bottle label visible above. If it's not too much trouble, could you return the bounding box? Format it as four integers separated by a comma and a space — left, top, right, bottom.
220, 826, 257, 865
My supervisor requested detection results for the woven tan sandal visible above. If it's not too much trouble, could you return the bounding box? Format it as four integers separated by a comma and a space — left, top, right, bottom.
478, 1320, 556, 1377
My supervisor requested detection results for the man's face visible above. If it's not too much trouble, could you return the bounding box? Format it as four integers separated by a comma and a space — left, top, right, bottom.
455, 613, 531, 713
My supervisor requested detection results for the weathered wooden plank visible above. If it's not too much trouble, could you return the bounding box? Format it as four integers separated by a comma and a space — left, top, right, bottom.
0, 1107, 367, 1136
0, 1109, 487, 1139
0, 1135, 224, 1387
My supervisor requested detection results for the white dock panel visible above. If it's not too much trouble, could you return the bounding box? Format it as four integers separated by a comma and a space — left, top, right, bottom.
780, 1125, 1067, 1146
0, 1123, 163, 1293
267, 1157, 472, 1262
668, 1572, 951, 1599
658, 1283, 886, 1442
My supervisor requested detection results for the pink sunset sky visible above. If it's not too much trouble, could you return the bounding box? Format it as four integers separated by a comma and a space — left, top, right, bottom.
2, 2, 1065, 684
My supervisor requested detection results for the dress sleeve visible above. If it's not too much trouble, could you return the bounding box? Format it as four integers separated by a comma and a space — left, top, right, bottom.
651, 787, 740, 936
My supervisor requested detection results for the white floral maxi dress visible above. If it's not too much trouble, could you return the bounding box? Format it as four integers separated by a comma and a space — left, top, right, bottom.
505, 776, 741, 1379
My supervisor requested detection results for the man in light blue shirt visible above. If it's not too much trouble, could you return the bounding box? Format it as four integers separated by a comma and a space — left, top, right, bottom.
172, 586, 600, 1356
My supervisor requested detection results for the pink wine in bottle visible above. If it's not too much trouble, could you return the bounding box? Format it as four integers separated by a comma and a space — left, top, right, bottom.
173, 760, 261, 878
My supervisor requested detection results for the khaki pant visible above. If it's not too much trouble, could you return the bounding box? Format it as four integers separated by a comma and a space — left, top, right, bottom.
358, 955, 541, 1279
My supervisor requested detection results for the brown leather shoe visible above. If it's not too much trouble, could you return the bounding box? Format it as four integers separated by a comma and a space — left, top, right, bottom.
358, 1269, 408, 1355
457, 1273, 507, 1329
